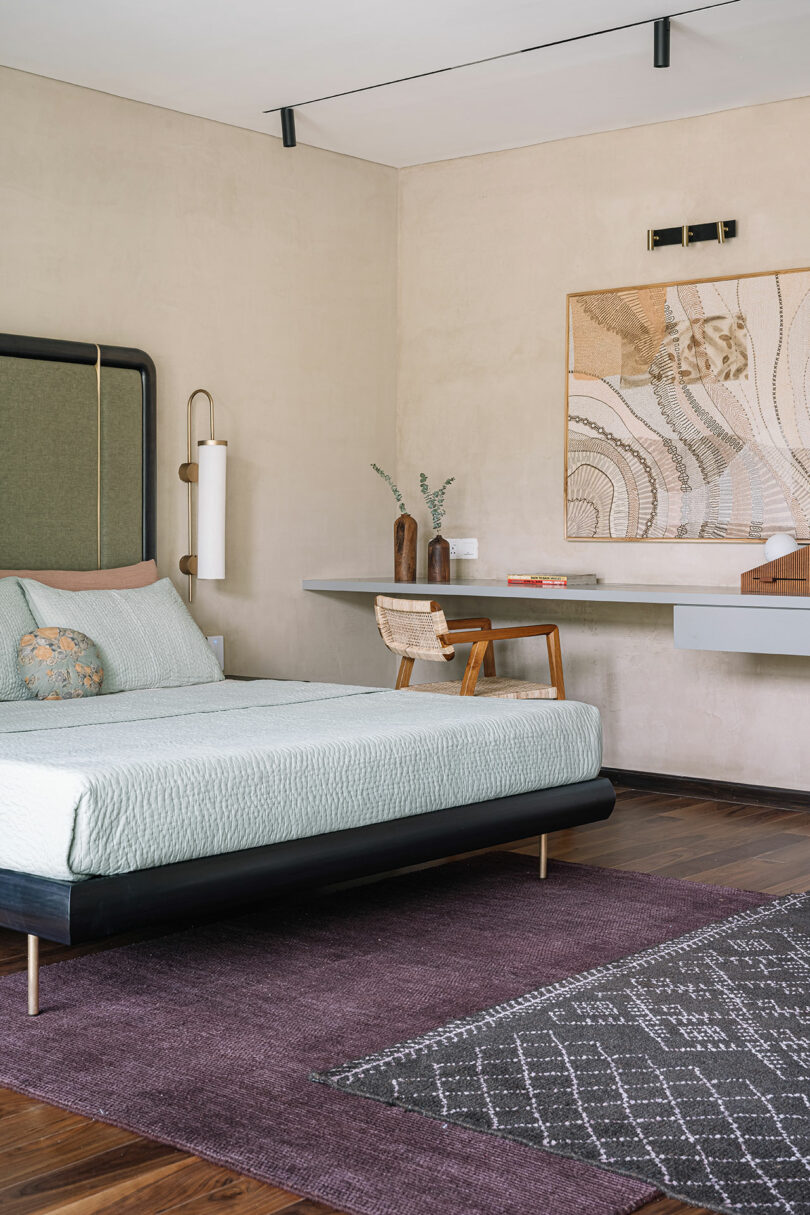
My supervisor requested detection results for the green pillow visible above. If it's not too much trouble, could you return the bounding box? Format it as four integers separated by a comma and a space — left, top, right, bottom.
18, 627, 104, 699
0, 577, 36, 700
19, 577, 224, 695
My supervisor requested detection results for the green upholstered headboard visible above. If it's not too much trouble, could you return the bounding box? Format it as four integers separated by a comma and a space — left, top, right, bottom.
0, 334, 156, 570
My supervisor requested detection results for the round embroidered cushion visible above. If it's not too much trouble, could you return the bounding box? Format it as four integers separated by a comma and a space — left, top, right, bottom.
18, 627, 104, 700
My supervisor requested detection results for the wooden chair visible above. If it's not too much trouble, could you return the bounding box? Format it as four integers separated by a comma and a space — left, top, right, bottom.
374, 595, 566, 879
374, 595, 566, 701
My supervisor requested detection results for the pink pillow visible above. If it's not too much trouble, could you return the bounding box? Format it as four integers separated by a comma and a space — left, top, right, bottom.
0, 560, 158, 590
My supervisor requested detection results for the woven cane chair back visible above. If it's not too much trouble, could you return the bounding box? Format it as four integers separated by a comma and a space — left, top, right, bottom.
374, 596, 454, 662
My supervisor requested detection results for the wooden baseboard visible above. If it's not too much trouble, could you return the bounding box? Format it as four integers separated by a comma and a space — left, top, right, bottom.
601, 767, 810, 813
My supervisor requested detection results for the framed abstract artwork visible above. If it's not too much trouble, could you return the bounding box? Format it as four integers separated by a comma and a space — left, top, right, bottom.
565, 266, 810, 540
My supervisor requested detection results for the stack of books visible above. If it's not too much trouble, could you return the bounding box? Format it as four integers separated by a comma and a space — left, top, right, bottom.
506, 573, 598, 587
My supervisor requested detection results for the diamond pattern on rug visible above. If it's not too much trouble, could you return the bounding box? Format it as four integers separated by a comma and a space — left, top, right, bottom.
316, 892, 810, 1215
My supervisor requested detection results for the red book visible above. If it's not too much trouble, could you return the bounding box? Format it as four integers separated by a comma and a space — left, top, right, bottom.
506, 574, 597, 587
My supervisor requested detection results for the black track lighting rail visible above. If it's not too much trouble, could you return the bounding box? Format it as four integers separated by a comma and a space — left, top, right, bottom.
265, 0, 740, 144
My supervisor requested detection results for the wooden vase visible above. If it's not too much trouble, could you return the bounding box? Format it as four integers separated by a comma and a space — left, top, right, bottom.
427, 534, 450, 583
394, 513, 417, 582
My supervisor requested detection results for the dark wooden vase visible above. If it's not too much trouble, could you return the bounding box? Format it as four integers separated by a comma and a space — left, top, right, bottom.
427, 534, 451, 583
394, 513, 417, 582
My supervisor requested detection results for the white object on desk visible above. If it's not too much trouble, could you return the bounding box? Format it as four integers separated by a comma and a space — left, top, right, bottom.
764, 533, 800, 561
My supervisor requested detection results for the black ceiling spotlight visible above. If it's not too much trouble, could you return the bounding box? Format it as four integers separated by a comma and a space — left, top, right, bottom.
654, 16, 671, 67
280, 107, 297, 147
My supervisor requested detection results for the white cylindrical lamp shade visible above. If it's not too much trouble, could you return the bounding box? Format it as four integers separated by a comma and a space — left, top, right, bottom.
196, 439, 227, 580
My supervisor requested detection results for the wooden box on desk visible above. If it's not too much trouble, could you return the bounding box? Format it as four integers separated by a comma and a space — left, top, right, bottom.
741, 546, 810, 595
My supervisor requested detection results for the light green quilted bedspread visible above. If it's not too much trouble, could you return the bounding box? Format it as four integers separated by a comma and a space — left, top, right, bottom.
0, 680, 602, 881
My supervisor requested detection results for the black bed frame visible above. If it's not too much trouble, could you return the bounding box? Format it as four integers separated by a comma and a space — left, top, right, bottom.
0, 779, 615, 947
0, 332, 615, 1014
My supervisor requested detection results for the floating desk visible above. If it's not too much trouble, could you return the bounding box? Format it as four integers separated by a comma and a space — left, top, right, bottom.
302, 578, 810, 657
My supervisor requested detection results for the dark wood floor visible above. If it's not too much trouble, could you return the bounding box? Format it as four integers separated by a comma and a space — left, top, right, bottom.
1, 786, 808, 1215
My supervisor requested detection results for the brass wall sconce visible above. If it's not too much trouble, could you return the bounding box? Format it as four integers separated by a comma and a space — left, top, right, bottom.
647, 219, 736, 251
179, 389, 228, 602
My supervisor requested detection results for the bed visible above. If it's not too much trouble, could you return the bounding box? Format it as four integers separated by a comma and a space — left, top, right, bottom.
0, 331, 615, 1015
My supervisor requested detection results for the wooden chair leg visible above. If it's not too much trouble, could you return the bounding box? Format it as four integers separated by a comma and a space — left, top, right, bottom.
28, 935, 39, 1016
482, 641, 496, 677
545, 627, 565, 700
459, 641, 489, 695
395, 656, 415, 689
539, 834, 548, 880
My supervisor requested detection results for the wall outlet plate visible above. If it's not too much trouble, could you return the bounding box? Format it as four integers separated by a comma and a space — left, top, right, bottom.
448, 538, 478, 559
207, 635, 225, 669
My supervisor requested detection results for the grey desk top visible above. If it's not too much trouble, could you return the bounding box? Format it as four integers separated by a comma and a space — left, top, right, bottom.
302, 577, 810, 610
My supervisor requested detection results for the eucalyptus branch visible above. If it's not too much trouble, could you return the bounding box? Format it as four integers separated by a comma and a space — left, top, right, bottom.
371, 464, 409, 515
419, 472, 455, 532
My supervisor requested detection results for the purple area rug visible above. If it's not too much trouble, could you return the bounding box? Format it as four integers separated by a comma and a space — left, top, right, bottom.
0, 855, 769, 1215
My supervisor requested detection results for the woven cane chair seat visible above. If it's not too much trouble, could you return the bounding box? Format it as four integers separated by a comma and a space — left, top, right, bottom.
406, 677, 557, 699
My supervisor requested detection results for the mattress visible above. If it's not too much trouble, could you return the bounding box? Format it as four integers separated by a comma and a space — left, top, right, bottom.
0, 680, 602, 881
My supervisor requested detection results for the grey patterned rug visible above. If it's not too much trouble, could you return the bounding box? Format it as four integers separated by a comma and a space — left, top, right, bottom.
316, 892, 810, 1215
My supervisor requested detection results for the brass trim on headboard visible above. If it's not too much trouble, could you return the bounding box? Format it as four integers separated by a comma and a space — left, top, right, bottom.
94, 344, 102, 570
0, 332, 157, 566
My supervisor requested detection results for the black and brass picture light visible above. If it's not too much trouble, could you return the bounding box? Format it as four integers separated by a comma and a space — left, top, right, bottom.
647, 220, 737, 251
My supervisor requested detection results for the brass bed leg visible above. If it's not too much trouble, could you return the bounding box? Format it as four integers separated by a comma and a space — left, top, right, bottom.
27, 935, 39, 1016
539, 834, 548, 880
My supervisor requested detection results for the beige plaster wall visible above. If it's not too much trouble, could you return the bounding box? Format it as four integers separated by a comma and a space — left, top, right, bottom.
4, 65, 808, 787
0, 66, 398, 685
397, 97, 810, 787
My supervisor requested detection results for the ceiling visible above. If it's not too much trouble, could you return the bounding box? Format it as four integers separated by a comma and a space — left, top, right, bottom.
1, 0, 809, 166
